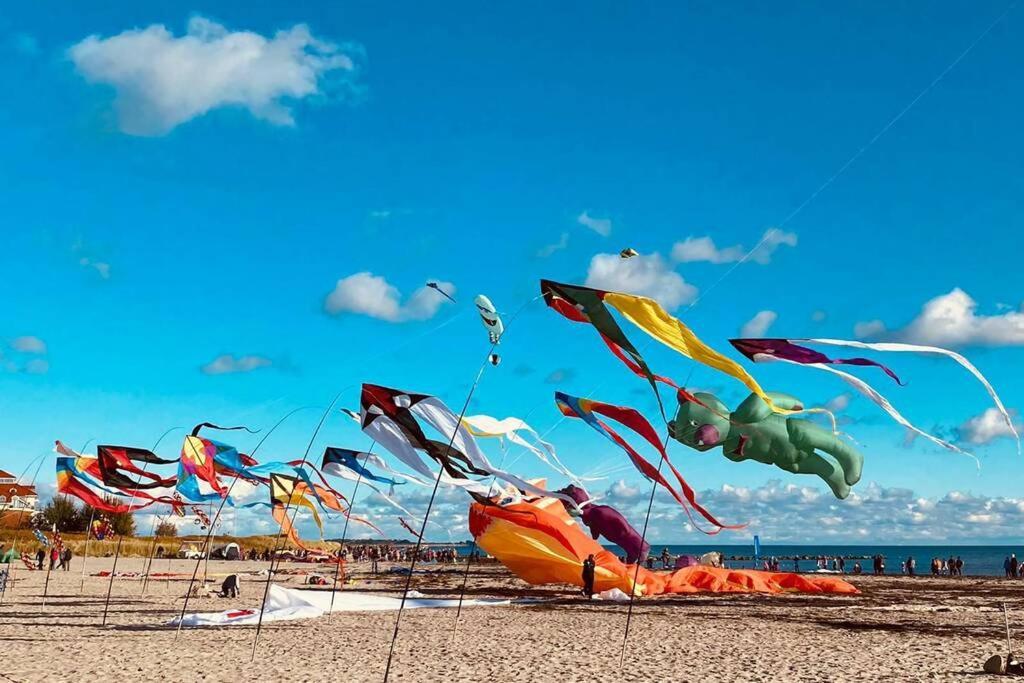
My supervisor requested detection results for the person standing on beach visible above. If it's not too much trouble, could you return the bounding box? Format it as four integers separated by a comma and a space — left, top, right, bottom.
581, 554, 596, 598
61, 547, 72, 571
908, 557, 915, 576
34, 547, 44, 570
955, 556, 963, 576
1011, 554, 1019, 578
1004, 557, 1012, 577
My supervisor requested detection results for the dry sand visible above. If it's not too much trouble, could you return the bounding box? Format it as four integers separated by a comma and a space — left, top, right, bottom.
1, 555, 1023, 682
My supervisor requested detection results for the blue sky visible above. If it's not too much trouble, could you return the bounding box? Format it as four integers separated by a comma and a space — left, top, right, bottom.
2, 2, 1022, 543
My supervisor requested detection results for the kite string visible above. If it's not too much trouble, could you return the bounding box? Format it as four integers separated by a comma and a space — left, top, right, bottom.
382, 341, 498, 682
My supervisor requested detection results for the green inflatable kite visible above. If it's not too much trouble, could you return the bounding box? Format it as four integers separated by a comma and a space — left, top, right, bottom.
668, 390, 864, 499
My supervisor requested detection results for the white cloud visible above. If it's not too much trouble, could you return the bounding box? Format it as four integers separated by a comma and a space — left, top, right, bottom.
584, 252, 697, 310
577, 211, 611, 236
201, 354, 273, 375
888, 289, 1024, 347
854, 319, 887, 339
671, 228, 797, 265
739, 310, 777, 337
959, 408, 1022, 446
811, 310, 827, 322
10, 336, 46, 354
69, 16, 358, 136
537, 232, 569, 258
323, 272, 455, 322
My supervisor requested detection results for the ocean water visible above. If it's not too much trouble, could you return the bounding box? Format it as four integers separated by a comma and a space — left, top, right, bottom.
599, 544, 1024, 577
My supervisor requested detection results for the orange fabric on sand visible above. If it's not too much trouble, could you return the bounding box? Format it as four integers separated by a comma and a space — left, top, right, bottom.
468, 497, 858, 596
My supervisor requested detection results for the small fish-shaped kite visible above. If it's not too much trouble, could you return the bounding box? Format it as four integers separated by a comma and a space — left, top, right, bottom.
475, 295, 504, 344
619, 247, 639, 259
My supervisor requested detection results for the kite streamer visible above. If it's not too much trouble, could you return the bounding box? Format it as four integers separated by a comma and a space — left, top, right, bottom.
540, 280, 795, 416
802, 338, 1020, 455
360, 384, 580, 509
464, 414, 585, 483
554, 392, 741, 534
732, 337, 1018, 457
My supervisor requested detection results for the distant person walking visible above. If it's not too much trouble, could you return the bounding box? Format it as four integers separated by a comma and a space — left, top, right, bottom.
581, 554, 596, 598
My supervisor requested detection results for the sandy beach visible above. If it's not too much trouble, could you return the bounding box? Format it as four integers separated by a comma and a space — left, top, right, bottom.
0, 556, 1022, 682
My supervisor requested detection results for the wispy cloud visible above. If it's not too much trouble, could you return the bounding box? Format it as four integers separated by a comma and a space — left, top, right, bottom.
537, 231, 569, 258
577, 211, 611, 237
544, 368, 576, 384
671, 228, 797, 265
323, 272, 455, 322
10, 336, 46, 354
69, 16, 360, 136
201, 354, 273, 375
585, 251, 697, 310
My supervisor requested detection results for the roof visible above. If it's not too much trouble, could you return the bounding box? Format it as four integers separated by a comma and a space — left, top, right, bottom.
0, 470, 16, 480
0, 483, 37, 497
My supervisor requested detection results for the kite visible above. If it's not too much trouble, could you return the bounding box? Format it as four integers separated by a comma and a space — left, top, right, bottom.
541, 280, 796, 417
555, 392, 740, 532
90, 517, 114, 541
269, 473, 320, 552
426, 281, 456, 304
619, 247, 639, 259
55, 456, 169, 513
668, 390, 865, 499
474, 295, 504, 344
464, 414, 584, 484
488, 353, 501, 366
322, 447, 412, 488
733, 337, 1020, 455
556, 484, 649, 564
360, 383, 580, 509
469, 494, 858, 596
97, 444, 178, 491
730, 338, 974, 459
33, 529, 49, 547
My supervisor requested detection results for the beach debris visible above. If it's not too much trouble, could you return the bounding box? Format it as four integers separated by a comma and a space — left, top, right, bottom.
426, 281, 456, 303
474, 294, 504, 344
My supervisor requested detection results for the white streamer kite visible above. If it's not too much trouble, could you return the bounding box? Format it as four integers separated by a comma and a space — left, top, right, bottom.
464, 414, 588, 483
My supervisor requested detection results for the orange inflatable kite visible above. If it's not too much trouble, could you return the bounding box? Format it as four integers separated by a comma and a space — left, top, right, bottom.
469, 495, 858, 596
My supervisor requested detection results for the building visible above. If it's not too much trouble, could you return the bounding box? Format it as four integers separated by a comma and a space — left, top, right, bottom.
0, 469, 37, 512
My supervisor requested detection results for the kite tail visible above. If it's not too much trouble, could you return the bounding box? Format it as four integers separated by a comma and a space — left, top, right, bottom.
806, 338, 1020, 456
191, 422, 260, 437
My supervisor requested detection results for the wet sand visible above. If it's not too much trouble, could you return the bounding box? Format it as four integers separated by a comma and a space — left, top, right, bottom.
0, 556, 1022, 682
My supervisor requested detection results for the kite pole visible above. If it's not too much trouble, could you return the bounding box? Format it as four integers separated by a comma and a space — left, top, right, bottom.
1, 451, 62, 606
251, 392, 345, 662
327, 440, 376, 622
174, 406, 313, 639
140, 510, 164, 595
79, 506, 97, 594
382, 342, 498, 682
100, 426, 180, 626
